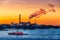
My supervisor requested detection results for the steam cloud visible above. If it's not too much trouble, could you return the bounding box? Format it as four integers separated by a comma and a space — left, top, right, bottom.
29, 3, 56, 19
48, 3, 56, 12
29, 8, 46, 19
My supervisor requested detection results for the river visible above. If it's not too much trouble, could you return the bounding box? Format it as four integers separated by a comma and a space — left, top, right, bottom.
0, 29, 60, 40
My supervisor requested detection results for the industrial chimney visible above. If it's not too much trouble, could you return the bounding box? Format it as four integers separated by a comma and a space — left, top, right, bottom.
19, 14, 21, 24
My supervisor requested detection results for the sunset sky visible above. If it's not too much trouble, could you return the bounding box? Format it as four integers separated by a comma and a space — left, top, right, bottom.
0, 0, 60, 26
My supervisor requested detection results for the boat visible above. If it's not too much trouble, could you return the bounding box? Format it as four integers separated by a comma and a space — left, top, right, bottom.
8, 32, 28, 35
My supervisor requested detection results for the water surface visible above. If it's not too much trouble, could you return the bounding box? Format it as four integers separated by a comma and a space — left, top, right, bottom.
0, 29, 60, 40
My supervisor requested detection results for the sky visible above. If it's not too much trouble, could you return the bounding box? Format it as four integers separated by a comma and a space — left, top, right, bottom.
0, 0, 60, 26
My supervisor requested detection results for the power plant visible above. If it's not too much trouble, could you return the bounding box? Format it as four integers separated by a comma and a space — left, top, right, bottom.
0, 14, 60, 29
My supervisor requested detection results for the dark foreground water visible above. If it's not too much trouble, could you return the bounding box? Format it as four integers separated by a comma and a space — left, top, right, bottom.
0, 29, 60, 40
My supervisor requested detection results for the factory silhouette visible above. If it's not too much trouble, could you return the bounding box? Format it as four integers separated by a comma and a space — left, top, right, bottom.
0, 14, 60, 30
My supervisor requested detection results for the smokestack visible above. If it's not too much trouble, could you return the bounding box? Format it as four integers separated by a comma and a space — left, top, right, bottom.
19, 14, 21, 24
34, 17, 36, 24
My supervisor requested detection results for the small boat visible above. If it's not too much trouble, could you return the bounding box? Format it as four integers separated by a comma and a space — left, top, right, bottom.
8, 32, 28, 35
